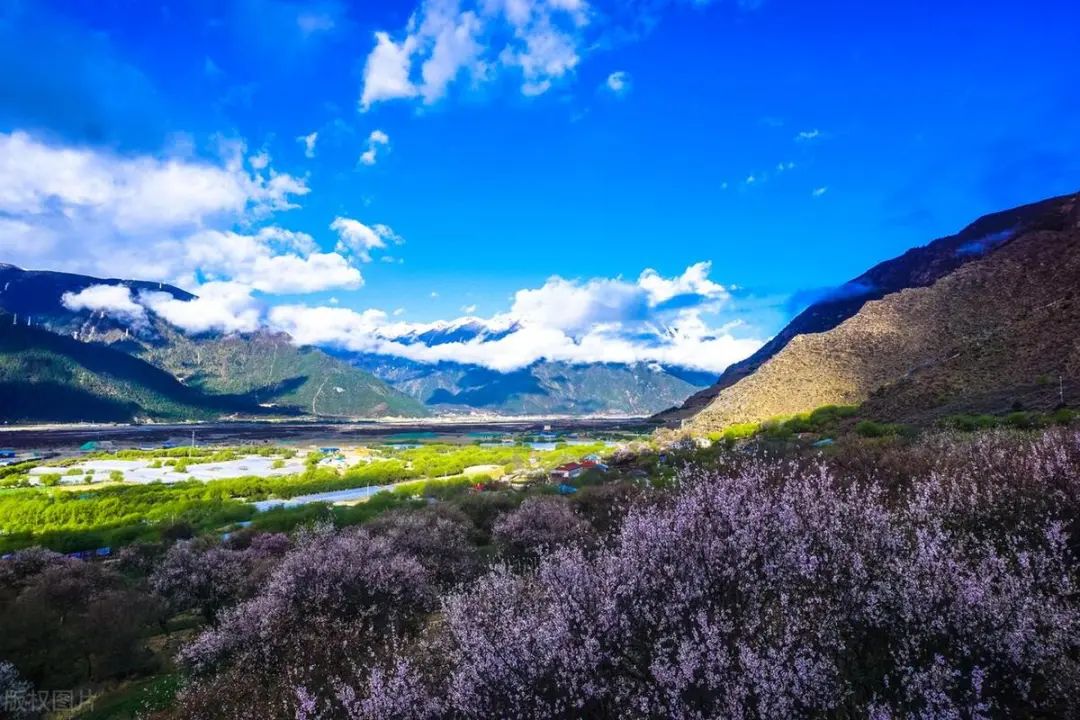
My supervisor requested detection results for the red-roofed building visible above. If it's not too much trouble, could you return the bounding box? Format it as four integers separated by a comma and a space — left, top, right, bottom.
551, 459, 608, 480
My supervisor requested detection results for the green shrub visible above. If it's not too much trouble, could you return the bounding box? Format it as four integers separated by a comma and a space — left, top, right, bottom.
854, 420, 904, 438
809, 404, 859, 423
271, 459, 286, 469
109, 470, 124, 482
39, 473, 62, 487
1051, 408, 1077, 426
780, 415, 814, 434
945, 414, 999, 432
711, 422, 759, 443
1004, 412, 1042, 430
759, 420, 793, 440
65, 468, 84, 476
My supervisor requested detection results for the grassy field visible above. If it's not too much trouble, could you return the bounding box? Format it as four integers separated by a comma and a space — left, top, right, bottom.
0, 440, 614, 553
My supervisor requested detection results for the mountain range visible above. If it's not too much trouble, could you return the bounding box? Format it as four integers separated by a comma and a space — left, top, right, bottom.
5, 191, 1076, 426
343, 350, 712, 416
667, 191, 1080, 432
0, 264, 426, 422
0, 264, 712, 422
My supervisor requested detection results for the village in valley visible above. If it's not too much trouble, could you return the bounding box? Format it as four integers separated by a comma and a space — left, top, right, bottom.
0, 426, 671, 559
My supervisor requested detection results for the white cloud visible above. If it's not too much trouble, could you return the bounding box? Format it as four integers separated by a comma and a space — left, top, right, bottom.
250, 251, 363, 293
417, 5, 485, 103
812, 186, 828, 197
178, 228, 363, 294
265, 263, 759, 373
605, 70, 630, 95
297, 131, 318, 158
249, 150, 271, 170
330, 216, 401, 261
61, 284, 147, 325
795, 128, 821, 141
359, 129, 391, 166
359, 0, 590, 108
637, 261, 726, 305
76, 260, 756, 372
360, 31, 420, 109
140, 281, 262, 335
0, 131, 370, 299
0, 131, 307, 236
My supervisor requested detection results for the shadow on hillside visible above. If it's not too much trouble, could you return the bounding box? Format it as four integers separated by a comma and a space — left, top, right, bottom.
427, 367, 549, 407
0, 324, 303, 419
0, 381, 138, 422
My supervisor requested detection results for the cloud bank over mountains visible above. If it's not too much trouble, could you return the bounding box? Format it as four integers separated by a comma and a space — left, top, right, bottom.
269, 261, 760, 372
46, 262, 760, 374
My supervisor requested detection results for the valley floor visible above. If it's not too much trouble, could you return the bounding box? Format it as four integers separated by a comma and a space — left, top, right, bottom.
0, 417, 655, 452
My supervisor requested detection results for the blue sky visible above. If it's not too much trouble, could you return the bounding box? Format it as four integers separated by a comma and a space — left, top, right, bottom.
1, 0, 1078, 372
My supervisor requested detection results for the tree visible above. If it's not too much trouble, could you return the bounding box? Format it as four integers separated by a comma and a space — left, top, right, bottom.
367, 508, 479, 587
151, 541, 253, 623
0, 555, 162, 690
492, 496, 592, 559
173, 527, 434, 719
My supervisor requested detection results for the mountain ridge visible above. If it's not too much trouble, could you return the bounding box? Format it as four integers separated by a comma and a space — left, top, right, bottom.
681, 191, 1080, 432
340, 353, 712, 416
659, 192, 1080, 426
0, 265, 428, 422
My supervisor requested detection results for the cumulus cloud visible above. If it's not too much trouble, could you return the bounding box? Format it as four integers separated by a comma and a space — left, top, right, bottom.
72, 260, 757, 371
0, 131, 306, 237
253, 253, 362, 293
359, 0, 589, 108
811, 186, 828, 197
360, 31, 420, 108
0, 131, 369, 298
330, 217, 401, 262
61, 284, 147, 325
266, 262, 760, 373
356, 1, 765, 107
359, 129, 391, 166
795, 128, 821, 141
139, 282, 262, 335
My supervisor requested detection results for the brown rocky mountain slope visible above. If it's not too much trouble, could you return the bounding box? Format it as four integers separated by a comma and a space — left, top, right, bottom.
658, 193, 1078, 425
685, 192, 1080, 433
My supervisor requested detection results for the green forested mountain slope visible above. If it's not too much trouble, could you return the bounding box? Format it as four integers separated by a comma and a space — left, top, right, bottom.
0, 265, 427, 420
0, 321, 270, 422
